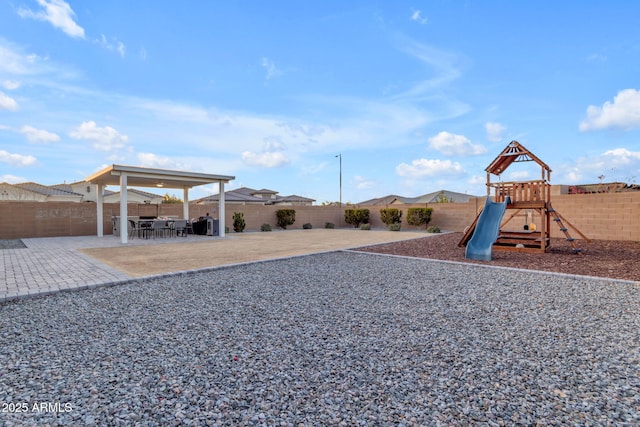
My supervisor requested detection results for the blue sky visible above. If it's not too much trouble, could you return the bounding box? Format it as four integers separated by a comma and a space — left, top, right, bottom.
1, 1, 639, 203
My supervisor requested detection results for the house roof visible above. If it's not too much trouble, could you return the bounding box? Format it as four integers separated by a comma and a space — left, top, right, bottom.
195, 187, 266, 203
357, 190, 474, 205
194, 187, 315, 204
357, 194, 407, 205
103, 188, 165, 199
14, 182, 83, 197
276, 194, 315, 203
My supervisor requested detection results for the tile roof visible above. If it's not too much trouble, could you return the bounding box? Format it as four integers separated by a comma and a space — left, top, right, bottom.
357, 190, 476, 205
13, 182, 83, 197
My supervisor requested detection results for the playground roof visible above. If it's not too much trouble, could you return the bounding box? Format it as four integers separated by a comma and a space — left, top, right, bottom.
485, 141, 551, 176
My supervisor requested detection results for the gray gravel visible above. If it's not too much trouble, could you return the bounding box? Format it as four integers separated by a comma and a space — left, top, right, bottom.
1, 251, 640, 426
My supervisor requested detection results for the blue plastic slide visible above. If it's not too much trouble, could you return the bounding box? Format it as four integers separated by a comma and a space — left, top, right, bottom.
465, 197, 510, 261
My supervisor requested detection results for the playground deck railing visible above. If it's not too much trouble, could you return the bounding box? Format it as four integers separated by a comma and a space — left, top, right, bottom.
489, 180, 550, 205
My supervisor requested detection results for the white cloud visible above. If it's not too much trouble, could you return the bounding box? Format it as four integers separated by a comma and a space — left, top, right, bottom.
2, 80, 20, 90
69, 121, 129, 151
468, 175, 485, 185
20, 125, 60, 143
241, 151, 290, 168
485, 122, 506, 142
579, 89, 640, 131
428, 131, 487, 156
557, 147, 640, 183
95, 34, 126, 58
1, 174, 27, 183
0, 91, 18, 111
587, 53, 607, 62
410, 9, 428, 25
137, 152, 185, 170
261, 57, 282, 80
396, 158, 465, 178
393, 39, 464, 100
353, 175, 375, 190
0, 150, 38, 166
0, 41, 54, 76
603, 147, 640, 163
507, 170, 530, 180
17, 0, 85, 38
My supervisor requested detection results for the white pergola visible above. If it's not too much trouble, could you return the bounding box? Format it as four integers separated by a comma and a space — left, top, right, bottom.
85, 164, 235, 244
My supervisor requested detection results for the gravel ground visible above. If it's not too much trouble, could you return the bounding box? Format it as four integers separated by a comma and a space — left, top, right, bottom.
356, 232, 640, 282
2, 251, 640, 426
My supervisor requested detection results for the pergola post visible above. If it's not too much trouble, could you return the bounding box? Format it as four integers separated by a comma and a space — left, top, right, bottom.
96, 183, 104, 237
219, 180, 226, 237
183, 187, 190, 220
119, 173, 128, 244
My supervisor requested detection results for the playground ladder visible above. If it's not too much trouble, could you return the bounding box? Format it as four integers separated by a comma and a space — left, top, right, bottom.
547, 204, 584, 254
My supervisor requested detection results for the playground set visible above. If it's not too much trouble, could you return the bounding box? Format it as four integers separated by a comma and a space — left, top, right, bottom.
459, 141, 589, 261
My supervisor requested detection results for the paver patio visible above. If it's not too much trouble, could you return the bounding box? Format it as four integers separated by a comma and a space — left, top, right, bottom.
1, 229, 430, 301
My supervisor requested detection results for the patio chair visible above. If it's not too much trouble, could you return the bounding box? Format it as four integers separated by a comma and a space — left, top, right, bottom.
128, 219, 138, 239
151, 220, 170, 239
173, 219, 188, 237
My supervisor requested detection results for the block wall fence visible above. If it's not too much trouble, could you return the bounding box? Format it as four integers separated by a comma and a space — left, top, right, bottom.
0, 192, 638, 241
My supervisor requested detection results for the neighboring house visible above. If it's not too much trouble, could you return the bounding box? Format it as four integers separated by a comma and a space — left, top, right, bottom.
0, 181, 164, 204
102, 188, 165, 204
58, 180, 164, 203
358, 189, 475, 206
0, 182, 84, 202
195, 187, 315, 206
556, 182, 640, 195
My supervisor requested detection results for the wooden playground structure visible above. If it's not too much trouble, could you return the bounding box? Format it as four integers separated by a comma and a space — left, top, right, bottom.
459, 141, 589, 253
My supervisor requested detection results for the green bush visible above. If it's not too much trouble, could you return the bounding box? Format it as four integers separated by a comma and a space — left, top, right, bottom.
360, 223, 371, 230
380, 208, 402, 226
407, 207, 433, 229
232, 212, 246, 232
276, 209, 296, 229
260, 223, 272, 232
344, 209, 370, 228
303, 222, 312, 229
388, 223, 401, 231
426, 225, 441, 233
325, 222, 335, 229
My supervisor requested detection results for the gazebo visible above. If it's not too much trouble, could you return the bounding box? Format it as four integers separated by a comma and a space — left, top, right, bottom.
85, 165, 235, 244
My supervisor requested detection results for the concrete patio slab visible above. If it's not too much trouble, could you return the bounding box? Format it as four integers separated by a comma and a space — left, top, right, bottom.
80, 229, 431, 277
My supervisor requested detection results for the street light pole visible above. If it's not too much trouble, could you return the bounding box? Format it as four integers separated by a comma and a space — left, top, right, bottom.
335, 154, 342, 207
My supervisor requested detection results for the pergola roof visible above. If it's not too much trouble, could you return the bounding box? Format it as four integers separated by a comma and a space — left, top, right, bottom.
85, 164, 235, 189
485, 141, 551, 176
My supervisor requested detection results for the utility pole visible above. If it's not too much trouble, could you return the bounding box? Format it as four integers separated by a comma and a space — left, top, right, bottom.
335, 154, 342, 207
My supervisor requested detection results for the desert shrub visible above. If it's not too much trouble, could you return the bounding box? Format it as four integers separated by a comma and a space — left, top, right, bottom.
360, 223, 371, 230
427, 225, 441, 233
344, 209, 370, 228
325, 222, 335, 229
232, 212, 246, 232
260, 223, 272, 232
276, 209, 296, 229
303, 222, 312, 229
380, 208, 402, 226
407, 207, 433, 229
388, 223, 401, 231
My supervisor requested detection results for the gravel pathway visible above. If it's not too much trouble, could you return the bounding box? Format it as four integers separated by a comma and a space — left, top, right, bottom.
1, 251, 639, 426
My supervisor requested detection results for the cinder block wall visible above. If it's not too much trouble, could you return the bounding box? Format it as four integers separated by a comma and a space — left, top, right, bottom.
1, 192, 638, 241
